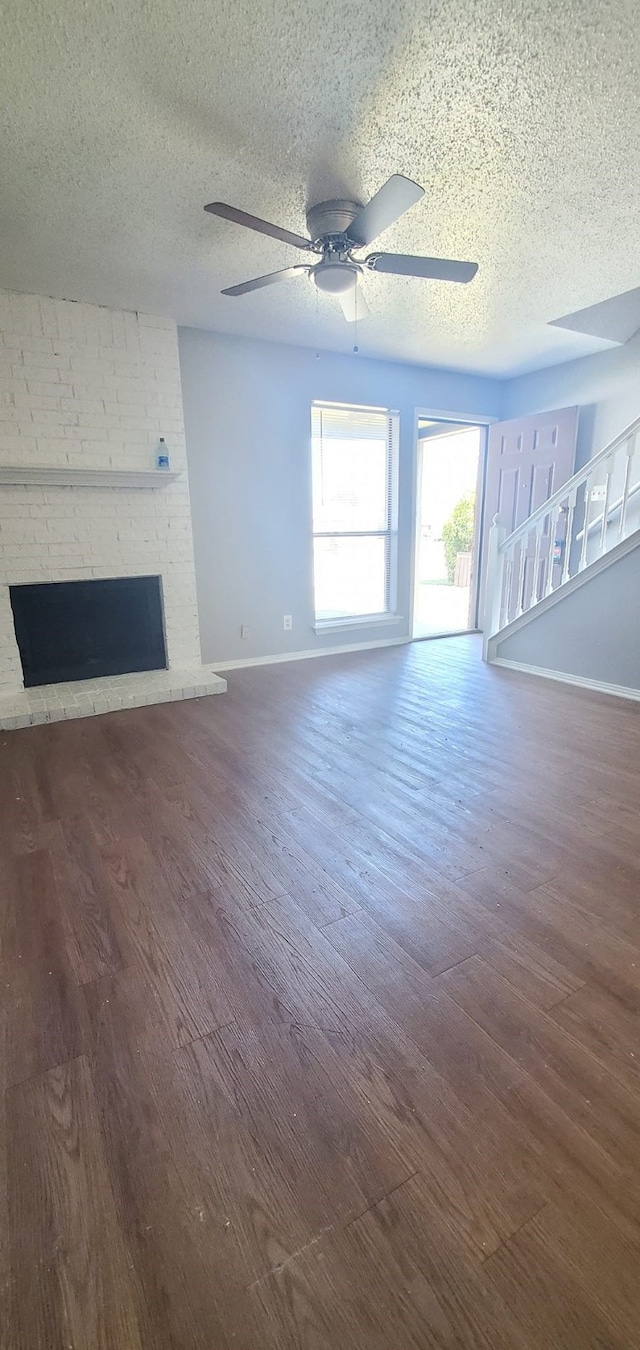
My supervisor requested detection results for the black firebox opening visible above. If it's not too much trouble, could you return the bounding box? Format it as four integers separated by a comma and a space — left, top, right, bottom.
10, 575, 167, 687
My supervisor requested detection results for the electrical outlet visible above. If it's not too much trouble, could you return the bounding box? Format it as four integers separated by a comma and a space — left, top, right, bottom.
283, 614, 293, 631
240, 624, 249, 639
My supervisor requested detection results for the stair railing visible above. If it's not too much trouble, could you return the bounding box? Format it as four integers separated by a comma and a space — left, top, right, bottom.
483, 415, 640, 656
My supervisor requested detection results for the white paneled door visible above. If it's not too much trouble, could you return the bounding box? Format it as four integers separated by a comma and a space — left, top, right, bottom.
480, 406, 578, 622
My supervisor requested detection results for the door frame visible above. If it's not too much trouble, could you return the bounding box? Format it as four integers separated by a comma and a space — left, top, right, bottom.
410, 407, 496, 640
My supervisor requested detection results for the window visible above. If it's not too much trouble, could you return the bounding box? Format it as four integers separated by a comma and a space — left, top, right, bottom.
311, 402, 399, 626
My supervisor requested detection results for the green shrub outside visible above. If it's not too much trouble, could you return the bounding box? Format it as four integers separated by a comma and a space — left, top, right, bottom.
442, 493, 475, 584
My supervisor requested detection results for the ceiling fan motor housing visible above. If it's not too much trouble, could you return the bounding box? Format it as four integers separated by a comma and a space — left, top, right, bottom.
306, 199, 362, 244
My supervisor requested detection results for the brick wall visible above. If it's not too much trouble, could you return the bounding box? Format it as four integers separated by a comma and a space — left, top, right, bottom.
0, 288, 202, 690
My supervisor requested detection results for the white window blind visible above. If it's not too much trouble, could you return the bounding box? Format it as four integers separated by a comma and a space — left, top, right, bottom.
311, 402, 399, 624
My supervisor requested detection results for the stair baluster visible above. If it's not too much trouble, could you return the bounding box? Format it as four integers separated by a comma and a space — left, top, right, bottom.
618, 434, 636, 540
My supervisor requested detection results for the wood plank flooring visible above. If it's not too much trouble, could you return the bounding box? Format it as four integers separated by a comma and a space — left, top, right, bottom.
2, 634, 640, 1347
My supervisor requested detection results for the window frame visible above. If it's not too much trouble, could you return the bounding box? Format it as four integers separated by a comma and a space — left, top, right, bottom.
311, 401, 400, 632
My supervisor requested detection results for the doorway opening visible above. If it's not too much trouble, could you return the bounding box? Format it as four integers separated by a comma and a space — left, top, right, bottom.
413, 418, 486, 640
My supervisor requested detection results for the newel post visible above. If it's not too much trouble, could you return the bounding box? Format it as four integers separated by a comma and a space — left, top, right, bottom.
482, 513, 506, 662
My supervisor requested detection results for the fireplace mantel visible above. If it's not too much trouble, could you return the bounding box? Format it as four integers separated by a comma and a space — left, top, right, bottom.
0, 465, 182, 488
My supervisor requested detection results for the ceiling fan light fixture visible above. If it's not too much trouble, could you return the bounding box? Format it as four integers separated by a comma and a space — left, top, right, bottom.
312, 262, 361, 295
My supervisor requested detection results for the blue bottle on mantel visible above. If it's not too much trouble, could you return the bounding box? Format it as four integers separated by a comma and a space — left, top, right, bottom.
156, 437, 170, 470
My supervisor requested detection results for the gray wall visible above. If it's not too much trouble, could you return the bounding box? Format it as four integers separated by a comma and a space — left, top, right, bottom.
179, 328, 501, 664
495, 545, 640, 689
502, 329, 640, 472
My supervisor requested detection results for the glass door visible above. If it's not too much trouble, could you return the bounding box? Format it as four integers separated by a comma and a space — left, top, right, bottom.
413, 420, 484, 639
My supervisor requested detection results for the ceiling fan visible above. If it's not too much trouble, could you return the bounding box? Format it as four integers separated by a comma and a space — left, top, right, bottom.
204, 174, 478, 321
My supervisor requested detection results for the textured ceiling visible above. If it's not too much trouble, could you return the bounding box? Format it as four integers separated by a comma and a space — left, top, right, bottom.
1, 0, 640, 375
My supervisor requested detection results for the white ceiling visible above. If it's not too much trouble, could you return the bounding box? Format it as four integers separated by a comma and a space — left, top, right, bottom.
2, 0, 640, 376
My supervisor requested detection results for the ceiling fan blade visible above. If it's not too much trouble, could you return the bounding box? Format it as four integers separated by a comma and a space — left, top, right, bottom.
204, 201, 313, 251
347, 175, 424, 248
367, 253, 478, 283
221, 266, 309, 297
338, 283, 371, 322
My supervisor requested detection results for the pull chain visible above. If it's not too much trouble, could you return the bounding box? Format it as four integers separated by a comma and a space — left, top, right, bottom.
353, 286, 359, 354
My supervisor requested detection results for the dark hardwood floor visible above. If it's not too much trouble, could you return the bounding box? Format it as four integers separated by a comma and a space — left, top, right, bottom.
2, 634, 640, 1348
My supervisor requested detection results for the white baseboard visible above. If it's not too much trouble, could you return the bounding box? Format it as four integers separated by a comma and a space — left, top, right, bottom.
211, 635, 410, 673
491, 656, 640, 703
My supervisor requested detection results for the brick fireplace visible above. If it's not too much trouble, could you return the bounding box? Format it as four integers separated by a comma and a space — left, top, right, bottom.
0, 288, 225, 727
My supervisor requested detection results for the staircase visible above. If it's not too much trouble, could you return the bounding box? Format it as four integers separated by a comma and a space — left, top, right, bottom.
483, 415, 640, 665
